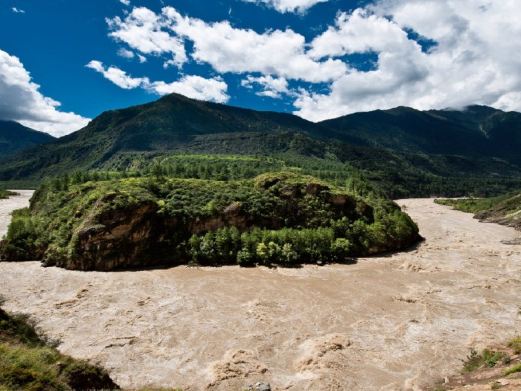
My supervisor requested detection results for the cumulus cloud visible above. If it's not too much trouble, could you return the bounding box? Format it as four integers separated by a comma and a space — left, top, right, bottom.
107, 7, 187, 67
241, 0, 328, 13
11, 7, 25, 14
150, 75, 229, 103
294, 0, 521, 121
100, 1, 521, 121
119, 0, 130, 6
86, 60, 229, 103
0, 49, 90, 136
106, 6, 347, 83
241, 75, 290, 98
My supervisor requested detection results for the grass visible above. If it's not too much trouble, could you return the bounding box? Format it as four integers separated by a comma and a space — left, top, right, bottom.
504, 363, 521, 376
435, 192, 521, 233
0, 306, 118, 390
462, 349, 508, 373
508, 337, 521, 354
434, 197, 501, 213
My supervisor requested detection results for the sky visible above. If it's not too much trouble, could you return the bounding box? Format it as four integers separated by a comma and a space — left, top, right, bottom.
1, 0, 521, 136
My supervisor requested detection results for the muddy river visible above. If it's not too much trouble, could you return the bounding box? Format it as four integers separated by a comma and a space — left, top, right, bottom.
1, 192, 520, 390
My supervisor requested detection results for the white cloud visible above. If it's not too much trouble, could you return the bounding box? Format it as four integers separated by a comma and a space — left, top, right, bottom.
117, 48, 135, 59
11, 7, 25, 14
294, 0, 521, 121
107, 6, 347, 83
241, 75, 290, 98
86, 60, 229, 103
99, 1, 521, 121
119, 0, 130, 6
241, 0, 328, 13
150, 75, 229, 103
0, 49, 90, 136
107, 7, 187, 67
86, 60, 147, 89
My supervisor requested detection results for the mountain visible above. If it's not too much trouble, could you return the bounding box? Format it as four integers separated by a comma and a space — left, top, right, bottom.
0, 93, 336, 179
319, 105, 521, 161
1, 93, 521, 198
0, 120, 55, 158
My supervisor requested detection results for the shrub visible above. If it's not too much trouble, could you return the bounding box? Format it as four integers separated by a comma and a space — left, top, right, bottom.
508, 337, 521, 354
463, 349, 507, 372
504, 363, 521, 376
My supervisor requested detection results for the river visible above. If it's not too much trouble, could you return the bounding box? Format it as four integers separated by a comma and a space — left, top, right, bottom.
0, 191, 520, 390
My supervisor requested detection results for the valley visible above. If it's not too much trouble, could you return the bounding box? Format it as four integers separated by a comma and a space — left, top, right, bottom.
1, 192, 520, 390
3, 2, 521, 390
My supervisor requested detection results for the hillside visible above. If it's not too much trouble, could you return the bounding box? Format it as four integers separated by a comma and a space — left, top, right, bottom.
1, 94, 521, 198
320, 105, 521, 161
0, 172, 420, 271
436, 192, 521, 232
0, 120, 55, 158
0, 93, 329, 180
430, 337, 521, 391
0, 305, 118, 390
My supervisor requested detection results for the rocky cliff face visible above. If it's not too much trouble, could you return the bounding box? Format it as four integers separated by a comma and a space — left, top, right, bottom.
57, 200, 258, 271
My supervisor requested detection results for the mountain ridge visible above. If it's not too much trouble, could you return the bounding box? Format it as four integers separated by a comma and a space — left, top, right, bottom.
1, 93, 521, 198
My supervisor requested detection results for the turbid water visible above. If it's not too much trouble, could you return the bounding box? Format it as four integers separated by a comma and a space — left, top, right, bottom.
1, 192, 520, 390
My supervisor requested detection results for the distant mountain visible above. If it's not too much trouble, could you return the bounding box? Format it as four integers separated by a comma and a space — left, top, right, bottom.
320, 105, 521, 161
0, 93, 335, 178
1, 94, 521, 198
0, 120, 55, 158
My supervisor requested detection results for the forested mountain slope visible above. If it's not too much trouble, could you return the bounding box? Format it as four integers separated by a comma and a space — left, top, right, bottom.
1, 93, 521, 198
320, 105, 521, 161
0, 120, 55, 158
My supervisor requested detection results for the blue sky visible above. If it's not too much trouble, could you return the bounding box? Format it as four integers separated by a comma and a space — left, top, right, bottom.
1, 0, 520, 135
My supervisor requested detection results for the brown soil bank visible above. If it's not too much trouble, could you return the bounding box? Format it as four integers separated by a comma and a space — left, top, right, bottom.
0, 194, 521, 390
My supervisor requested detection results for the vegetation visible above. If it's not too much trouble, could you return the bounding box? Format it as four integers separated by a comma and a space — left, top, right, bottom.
508, 337, 521, 354
1, 93, 521, 199
462, 349, 508, 373
435, 195, 514, 214
321, 105, 521, 162
432, 336, 521, 390
0, 190, 17, 200
0, 171, 420, 271
504, 363, 521, 376
0, 120, 55, 159
0, 304, 118, 390
436, 191, 521, 231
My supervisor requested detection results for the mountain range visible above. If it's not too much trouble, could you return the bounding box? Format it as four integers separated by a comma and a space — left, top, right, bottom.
1, 93, 521, 197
